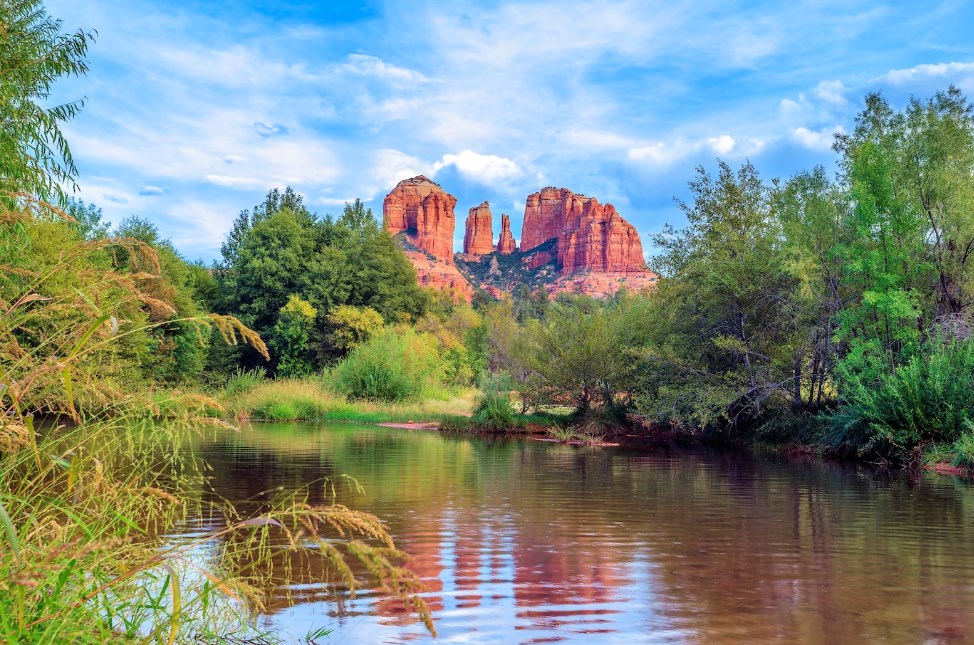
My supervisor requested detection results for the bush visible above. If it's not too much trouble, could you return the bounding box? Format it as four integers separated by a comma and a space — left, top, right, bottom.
471, 388, 517, 431
223, 367, 267, 397
823, 340, 974, 460
333, 328, 444, 402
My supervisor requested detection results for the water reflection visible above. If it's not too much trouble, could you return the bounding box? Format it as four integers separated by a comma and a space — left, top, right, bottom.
173, 423, 974, 643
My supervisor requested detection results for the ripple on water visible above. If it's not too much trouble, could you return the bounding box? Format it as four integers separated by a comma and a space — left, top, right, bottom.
175, 424, 974, 644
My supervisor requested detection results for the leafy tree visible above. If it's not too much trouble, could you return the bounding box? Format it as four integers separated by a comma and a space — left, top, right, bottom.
0, 0, 95, 203
65, 197, 109, 239
271, 295, 318, 377
325, 304, 383, 355
638, 161, 802, 432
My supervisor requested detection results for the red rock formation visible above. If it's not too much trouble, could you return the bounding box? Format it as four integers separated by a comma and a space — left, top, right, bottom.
521, 187, 648, 274
404, 251, 474, 302
383, 175, 457, 262
557, 203, 646, 273
520, 187, 575, 251
463, 201, 494, 256
497, 214, 516, 254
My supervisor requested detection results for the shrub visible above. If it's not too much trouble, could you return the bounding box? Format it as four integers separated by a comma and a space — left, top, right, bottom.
333, 328, 444, 402
223, 367, 267, 397
471, 388, 517, 431
823, 340, 974, 460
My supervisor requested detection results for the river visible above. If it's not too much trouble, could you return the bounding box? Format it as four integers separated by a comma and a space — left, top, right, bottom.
172, 422, 974, 643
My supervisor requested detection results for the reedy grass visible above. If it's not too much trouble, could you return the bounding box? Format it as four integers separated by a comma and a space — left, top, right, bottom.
1, 198, 436, 642
222, 377, 476, 424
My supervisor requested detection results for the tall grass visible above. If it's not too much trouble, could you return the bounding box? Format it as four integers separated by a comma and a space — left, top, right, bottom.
0, 198, 435, 641
222, 377, 476, 423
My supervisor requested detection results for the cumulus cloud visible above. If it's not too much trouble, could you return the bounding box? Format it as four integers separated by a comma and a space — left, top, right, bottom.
813, 80, 849, 106
372, 149, 432, 189
628, 134, 760, 166
878, 61, 974, 85
708, 135, 736, 155
792, 126, 843, 150
432, 150, 522, 184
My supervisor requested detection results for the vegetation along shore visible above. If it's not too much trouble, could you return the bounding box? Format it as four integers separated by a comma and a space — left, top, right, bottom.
6, 0, 974, 642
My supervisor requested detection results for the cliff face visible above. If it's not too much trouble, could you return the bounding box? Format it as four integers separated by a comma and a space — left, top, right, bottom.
521, 188, 647, 274
497, 214, 516, 254
462, 201, 494, 256
383, 176, 472, 301
383, 177, 656, 300
383, 175, 457, 262
556, 203, 646, 273
520, 187, 575, 252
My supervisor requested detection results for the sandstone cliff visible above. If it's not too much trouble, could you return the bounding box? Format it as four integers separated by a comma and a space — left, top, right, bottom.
383, 175, 457, 262
383, 176, 472, 300
520, 187, 648, 274
383, 178, 656, 300
462, 201, 494, 256
497, 214, 516, 254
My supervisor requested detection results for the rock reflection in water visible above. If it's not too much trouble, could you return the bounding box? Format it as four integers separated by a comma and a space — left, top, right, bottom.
171, 423, 974, 644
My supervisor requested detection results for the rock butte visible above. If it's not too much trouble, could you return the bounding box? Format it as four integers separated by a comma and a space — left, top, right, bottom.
382, 176, 658, 299
382, 175, 456, 263
497, 214, 517, 254
463, 201, 494, 256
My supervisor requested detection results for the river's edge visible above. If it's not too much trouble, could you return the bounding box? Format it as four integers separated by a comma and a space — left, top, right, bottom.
235, 412, 974, 481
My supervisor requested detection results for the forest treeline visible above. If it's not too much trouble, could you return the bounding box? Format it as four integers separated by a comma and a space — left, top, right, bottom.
7, 3, 974, 468
9, 90, 974, 467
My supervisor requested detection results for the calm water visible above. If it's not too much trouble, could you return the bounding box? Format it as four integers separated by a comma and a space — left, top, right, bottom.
175, 423, 974, 643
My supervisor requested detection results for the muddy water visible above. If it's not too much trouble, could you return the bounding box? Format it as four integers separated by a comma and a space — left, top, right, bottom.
179, 423, 974, 643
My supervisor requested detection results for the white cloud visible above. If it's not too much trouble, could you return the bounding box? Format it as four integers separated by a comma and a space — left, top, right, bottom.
708, 135, 736, 155
371, 149, 432, 189
628, 141, 684, 165
139, 185, 164, 195
204, 174, 268, 188
432, 150, 522, 184
628, 133, 759, 166
879, 61, 974, 85
792, 126, 843, 150
813, 80, 849, 106
334, 54, 428, 85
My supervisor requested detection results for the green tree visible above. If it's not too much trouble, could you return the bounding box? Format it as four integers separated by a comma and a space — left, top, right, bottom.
325, 304, 384, 355
271, 295, 318, 377
0, 0, 95, 203
638, 161, 801, 432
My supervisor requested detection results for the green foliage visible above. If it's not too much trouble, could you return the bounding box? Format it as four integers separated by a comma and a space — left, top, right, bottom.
0, 0, 95, 203
532, 292, 651, 413
325, 304, 383, 355
270, 295, 317, 378
822, 340, 974, 460
333, 328, 445, 402
216, 192, 428, 375
950, 429, 974, 468
471, 386, 517, 431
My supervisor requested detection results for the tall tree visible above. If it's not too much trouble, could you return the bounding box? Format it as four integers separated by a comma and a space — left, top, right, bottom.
0, 0, 95, 203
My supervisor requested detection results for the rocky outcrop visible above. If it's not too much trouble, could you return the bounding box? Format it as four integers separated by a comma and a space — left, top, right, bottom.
521, 187, 648, 275
463, 201, 494, 256
497, 214, 516, 254
384, 178, 656, 300
404, 251, 474, 301
520, 188, 574, 252
383, 176, 457, 262
556, 203, 646, 273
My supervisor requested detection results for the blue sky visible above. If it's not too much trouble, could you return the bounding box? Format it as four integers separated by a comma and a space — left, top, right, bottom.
48, 0, 974, 261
